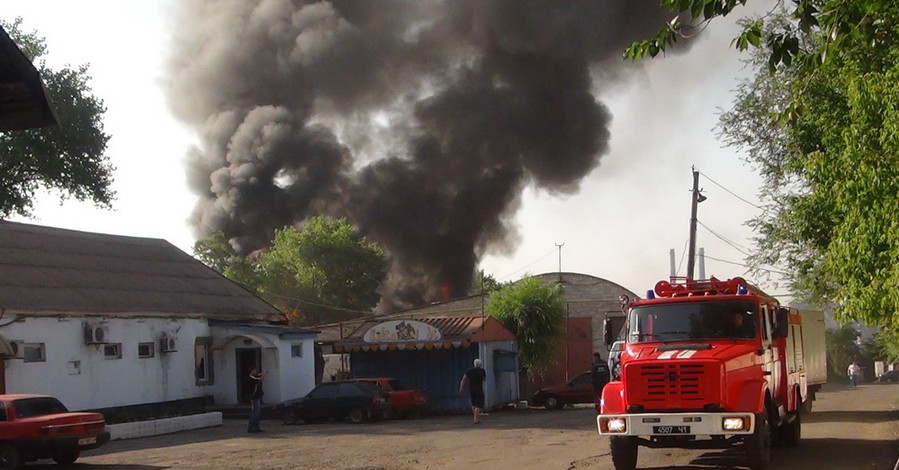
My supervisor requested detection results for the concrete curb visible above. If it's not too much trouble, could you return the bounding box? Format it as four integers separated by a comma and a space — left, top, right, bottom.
107, 412, 222, 440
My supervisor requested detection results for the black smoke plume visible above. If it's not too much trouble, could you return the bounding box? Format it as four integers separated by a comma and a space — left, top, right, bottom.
167, 0, 671, 309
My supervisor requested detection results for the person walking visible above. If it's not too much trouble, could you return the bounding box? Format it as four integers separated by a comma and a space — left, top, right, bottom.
247, 368, 267, 433
847, 361, 861, 388
459, 358, 487, 424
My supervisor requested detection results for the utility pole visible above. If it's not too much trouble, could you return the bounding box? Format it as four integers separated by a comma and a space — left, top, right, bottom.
555, 243, 564, 282
687, 168, 706, 281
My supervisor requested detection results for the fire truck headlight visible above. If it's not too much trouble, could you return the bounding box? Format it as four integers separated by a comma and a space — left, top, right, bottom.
722, 417, 749, 431
603, 417, 627, 433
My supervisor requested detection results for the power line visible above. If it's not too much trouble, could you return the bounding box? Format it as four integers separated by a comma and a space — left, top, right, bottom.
675, 238, 689, 277
496, 247, 558, 282
698, 170, 765, 211
697, 219, 753, 256
702, 253, 790, 276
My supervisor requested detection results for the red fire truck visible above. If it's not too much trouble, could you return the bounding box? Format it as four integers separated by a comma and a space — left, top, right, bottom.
596, 276, 826, 470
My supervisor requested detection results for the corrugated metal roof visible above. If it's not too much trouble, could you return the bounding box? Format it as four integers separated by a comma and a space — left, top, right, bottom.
0, 221, 283, 321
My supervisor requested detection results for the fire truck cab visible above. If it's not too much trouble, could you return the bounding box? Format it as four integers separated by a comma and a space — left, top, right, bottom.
597, 277, 816, 470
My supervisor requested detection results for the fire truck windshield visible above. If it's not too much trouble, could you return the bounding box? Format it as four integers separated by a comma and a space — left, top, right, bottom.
628, 300, 757, 343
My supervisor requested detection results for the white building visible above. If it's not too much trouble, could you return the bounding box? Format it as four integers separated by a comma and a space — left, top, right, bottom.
0, 221, 318, 418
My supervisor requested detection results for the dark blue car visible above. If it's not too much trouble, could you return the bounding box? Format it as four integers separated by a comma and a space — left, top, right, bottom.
277, 380, 390, 425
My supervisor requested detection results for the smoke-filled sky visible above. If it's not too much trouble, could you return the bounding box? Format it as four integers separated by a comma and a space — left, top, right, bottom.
3, 1, 788, 306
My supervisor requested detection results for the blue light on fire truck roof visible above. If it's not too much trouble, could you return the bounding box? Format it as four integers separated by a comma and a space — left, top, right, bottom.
646, 290, 655, 299
737, 284, 748, 295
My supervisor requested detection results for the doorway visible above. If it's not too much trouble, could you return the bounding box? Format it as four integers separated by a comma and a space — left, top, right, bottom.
236, 347, 261, 404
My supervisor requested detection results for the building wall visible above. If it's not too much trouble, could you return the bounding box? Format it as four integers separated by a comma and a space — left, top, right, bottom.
208, 328, 317, 406
3, 316, 318, 411
2, 316, 212, 410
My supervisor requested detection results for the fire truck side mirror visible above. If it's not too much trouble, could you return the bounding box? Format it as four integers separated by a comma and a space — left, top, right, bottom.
773, 307, 790, 338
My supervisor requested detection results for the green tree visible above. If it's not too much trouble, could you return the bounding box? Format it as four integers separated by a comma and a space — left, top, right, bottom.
192, 231, 260, 290
485, 277, 567, 377
825, 325, 862, 382
195, 217, 388, 325
470, 269, 505, 295
631, 2, 899, 336
257, 217, 387, 316
0, 18, 113, 217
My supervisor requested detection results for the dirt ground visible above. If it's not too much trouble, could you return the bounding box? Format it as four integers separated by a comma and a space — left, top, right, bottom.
40, 382, 899, 470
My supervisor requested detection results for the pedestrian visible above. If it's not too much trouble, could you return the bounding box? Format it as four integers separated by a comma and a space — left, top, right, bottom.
459, 358, 487, 424
247, 368, 267, 433
847, 361, 861, 388
590, 352, 609, 407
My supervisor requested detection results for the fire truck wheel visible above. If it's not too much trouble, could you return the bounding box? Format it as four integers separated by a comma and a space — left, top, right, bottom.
781, 409, 801, 447
609, 436, 638, 470
800, 392, 814, 415
744, 410, 771, 470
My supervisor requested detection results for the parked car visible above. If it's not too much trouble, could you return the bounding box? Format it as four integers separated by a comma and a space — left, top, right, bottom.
277, 380, 390, 425
0, 394, 110, 468
354, 378, 430, 418
531, 371, 607, 410
878, 369, 899, 382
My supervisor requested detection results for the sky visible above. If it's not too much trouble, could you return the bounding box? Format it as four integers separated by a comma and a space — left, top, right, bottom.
2, 1, 785, 302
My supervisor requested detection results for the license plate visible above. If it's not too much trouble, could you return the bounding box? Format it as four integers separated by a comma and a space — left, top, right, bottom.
78, 437, 97, 446
653, 425, 690, 434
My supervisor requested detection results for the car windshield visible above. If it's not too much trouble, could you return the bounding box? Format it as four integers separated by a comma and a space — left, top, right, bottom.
14, 397, 69, 418
628, 300, 757, 344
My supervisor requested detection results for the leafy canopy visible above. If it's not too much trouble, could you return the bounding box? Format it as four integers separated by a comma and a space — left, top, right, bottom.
0, 18, 113, 217
632, 1, 899, 337
485, 277, 566, 376
193, 216, 387, 325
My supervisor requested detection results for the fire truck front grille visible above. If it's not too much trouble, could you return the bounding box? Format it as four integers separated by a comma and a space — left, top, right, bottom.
626, 362, 719, 409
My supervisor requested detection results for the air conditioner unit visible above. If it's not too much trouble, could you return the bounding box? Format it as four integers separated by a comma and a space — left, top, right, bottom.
160, 337, 177, 352
84, 324, 107, 344
7, 340, 24, 359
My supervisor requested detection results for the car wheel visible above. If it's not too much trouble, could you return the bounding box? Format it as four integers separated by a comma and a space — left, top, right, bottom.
53, 450, 80, 465
348, 407, 367, 424
282, 408, 299, 425
0, 442, 21, 470
544, 396, 562, 410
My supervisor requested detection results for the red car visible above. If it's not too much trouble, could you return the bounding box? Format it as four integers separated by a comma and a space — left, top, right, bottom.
531, 371, 605, 410
0, 394, 110, 468
354, 378, 430, 418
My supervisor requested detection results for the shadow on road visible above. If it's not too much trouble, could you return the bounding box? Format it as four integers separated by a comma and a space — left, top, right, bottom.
637, 437, 898, 470
26, 464, 161, 470
805, 409, 899, 424
767, 437, 898, 470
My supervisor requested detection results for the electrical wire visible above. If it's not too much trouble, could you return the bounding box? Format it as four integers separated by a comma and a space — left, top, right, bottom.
495, 247, 558, 282
698, 170, 765, 211
675, 238, 689, 277
697, 219, 753, 256
702, 253, 790, 276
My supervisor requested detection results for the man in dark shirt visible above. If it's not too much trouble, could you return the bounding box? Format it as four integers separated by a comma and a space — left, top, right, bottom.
590, 352, 610, 407
459, 358, 487, 424
247, 368, 267, 433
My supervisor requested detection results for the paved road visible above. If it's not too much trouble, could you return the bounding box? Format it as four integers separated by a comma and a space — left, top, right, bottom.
35, 382, 898, 470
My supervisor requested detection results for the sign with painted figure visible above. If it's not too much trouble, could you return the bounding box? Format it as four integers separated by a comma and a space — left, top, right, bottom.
362, 320, 442, 343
